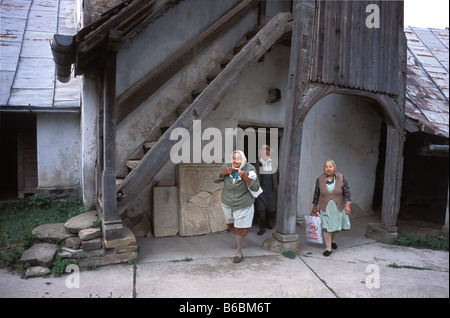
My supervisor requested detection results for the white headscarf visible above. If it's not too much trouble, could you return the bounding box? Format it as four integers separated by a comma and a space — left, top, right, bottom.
230, 150, 257, 183
231, 150, 247, 170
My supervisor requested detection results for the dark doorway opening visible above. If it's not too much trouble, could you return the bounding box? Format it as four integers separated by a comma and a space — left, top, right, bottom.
0, 112, 37, 200
373, 121, 387, 216
400, 132, 448, 225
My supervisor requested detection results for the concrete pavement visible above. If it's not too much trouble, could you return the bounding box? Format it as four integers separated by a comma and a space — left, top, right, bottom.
0, 215, 448, 299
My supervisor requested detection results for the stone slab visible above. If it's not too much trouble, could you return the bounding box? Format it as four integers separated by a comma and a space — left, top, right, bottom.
32, 223, 74, 242
176, 164, 226, 236
24, 266, 50, 279
65, 236, 81, 249
19, 243, 59, 267
64, 210, 99, 234
81, 237, 102, 251
78, 228, 102, 241
153, 186, 179, 237
104, 226, 136, 249
365, 223, 398, 244
78, 251, 137, 268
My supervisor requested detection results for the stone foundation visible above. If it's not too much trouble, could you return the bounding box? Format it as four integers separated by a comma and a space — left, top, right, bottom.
21, 210, 137, 278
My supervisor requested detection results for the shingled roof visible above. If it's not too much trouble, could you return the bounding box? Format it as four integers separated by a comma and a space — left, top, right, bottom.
405, 26, 449, 138
0, 0, 80, 112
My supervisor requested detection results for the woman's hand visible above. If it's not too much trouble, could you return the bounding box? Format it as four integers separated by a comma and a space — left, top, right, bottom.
238, 170, 251, 185
345, 202, 351, 215
220, 167, 234, 178
311, 205, 318, 216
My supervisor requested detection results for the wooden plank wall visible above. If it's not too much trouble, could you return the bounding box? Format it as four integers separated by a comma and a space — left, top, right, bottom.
310, 0, 401, 95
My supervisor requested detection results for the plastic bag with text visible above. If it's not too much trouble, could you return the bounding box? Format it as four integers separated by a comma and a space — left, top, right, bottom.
304, 215, 323, 244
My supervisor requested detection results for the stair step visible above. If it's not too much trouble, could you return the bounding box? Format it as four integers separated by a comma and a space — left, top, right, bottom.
116, 178, 124, 188
159, 121, 175, 134
143, 141, 157, 152
191, 83, 208, 100
126, 159, 140, 171
234, 37, 249, 54
220, 51, 235, 68
245, 26, 261, 39
206, 65, 223, 83
176, 103, 191, 116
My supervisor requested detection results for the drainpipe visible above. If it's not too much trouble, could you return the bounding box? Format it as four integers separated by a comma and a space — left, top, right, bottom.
429, 144, 449, 153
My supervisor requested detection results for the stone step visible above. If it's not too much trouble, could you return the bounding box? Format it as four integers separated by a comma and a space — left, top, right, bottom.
143, 141, 157, 152
64, 210, 99, 234
19, 243, 59, 267
32, 223, 74, 242
126, 159, 140, 171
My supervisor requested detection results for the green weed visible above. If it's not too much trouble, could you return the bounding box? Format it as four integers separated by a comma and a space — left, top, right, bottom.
394, 231, 449, 251
0, 196, 85, 270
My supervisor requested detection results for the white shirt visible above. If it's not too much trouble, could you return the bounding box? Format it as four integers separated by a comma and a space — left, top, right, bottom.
259, 157, 273, 172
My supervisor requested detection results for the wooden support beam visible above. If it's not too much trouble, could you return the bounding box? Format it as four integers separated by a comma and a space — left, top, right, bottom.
381, 125, 404, 227
275, 1, 315, 236
115, 0, 262, 124
116, 11, 292, 213
101, 31, 123, 240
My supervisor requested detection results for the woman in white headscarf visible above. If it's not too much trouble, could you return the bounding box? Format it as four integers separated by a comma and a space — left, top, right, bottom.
311, 160, 351, 257
213, 150, 260, 263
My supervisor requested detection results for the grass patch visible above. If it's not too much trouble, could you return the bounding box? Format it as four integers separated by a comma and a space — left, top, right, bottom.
282, 251, 298, 259
394, 231, 449, 251
0, 195, 86, 270
388, 262, 432, 271
169, 257, 193, 263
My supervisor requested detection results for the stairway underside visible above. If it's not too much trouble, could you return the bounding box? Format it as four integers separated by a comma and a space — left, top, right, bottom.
114, 12, 293, 216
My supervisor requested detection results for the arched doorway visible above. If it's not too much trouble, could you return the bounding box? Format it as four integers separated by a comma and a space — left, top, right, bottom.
275, 83, 404, 242
297, 93, 384, 222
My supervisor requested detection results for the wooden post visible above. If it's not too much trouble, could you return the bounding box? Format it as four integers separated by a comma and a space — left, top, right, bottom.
380, 125, 404, 227
266, 0, 315, 252
102, 30, 123, 240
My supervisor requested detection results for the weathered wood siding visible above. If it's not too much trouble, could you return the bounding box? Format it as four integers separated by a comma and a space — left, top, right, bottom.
310, 0, 402, 95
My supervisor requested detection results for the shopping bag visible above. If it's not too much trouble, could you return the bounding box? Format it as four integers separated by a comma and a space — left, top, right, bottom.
247, 170, 263, 198
304, 215, 323, 244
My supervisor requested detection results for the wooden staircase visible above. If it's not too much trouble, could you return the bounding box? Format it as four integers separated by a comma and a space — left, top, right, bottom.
115, 12, 292, 216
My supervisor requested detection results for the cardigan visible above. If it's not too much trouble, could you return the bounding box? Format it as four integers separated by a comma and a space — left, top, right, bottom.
312, 172, 351, 212
213, 162, 260, 210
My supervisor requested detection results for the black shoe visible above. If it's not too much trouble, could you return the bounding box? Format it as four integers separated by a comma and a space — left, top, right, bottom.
266, 223, 273, 230
323, 250, 332, 257
332, 242, 337, 249
257, 220, 265, 235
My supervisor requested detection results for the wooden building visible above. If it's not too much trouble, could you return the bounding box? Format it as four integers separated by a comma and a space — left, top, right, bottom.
48, 0, 407, 250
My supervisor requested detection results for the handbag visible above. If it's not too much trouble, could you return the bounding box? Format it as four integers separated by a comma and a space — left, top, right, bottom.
304, 214, 323, 244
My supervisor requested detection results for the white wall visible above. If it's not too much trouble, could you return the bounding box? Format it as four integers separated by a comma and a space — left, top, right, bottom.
36, 112, 81, 194
298, 94, 382, 218
80, 73, 98, 208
